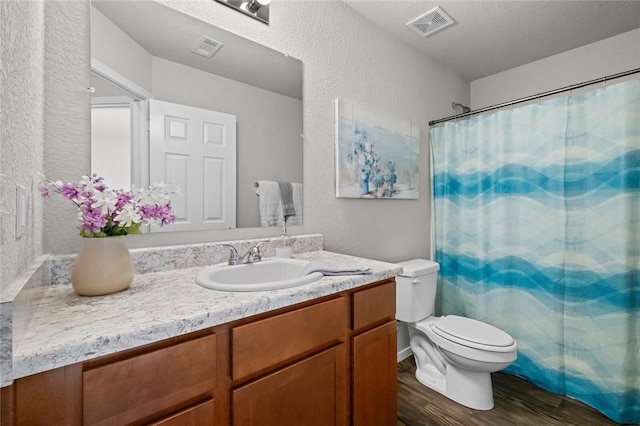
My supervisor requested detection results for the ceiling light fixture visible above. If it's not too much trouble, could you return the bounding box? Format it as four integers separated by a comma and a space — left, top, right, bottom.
215, 0, 271, 25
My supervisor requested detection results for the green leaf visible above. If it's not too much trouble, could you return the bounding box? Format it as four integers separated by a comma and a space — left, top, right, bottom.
127, 222, 141, 234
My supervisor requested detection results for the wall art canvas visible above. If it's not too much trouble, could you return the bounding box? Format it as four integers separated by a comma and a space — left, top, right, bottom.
335, 99, 420, 199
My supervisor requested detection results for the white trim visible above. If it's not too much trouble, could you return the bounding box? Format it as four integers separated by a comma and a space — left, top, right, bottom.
132, 100, 150, 190
90, 57, 152, 101
397, 346, 413, 363
91, 96, 135, 106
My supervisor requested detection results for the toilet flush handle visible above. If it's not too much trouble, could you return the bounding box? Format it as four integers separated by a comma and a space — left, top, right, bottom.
411, 278, 421, 284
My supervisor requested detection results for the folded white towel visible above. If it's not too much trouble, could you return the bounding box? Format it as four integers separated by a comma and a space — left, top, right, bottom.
302, 261, 372, 276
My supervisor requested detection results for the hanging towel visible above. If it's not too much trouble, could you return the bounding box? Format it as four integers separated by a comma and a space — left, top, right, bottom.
278, 181, 296, 218
301, 261, 372, 276
256, 181, 303, 226
256, 180, 283, 227
287, 183, 303, 226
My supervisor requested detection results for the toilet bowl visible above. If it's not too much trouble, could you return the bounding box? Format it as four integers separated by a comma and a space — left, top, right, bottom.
396, 259, 518, 410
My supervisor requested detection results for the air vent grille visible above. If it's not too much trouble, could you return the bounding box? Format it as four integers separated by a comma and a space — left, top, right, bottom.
192, 35, 223, 58
406, 7, 455, 38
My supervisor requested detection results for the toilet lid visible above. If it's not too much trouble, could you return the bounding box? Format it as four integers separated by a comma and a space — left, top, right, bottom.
432, 315, 515, 351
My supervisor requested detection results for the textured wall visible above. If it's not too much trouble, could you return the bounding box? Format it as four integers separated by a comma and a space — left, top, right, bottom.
471, 28, 640, 109
133, 0, 469, 261
0, 1, 45, 291
43, 0, 469, 260
42, 1, 91, 256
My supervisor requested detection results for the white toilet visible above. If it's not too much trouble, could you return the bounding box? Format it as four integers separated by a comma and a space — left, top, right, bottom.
396, 259, 518, 410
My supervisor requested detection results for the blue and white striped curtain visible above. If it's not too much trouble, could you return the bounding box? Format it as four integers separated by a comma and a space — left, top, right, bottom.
430, 80, 640, 424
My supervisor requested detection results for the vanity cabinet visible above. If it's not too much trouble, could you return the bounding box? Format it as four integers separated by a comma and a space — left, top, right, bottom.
351, 280, 397, 426
147, 399, 215, 425
231, 296, 348, 426
233, 345, 347, 425
1, 279, 396, 426
82, 334, 217, 426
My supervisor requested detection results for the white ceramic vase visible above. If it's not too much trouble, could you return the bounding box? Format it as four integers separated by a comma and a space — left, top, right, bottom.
71, 236, 134, 296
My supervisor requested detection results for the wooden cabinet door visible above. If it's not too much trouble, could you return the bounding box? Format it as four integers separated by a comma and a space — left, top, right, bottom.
352, 321, 397, 426
232, 345, 347, 426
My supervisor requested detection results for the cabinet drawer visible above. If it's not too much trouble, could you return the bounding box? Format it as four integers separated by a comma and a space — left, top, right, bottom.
148, 399, 215, 426
233, 345, 347, 426
232, 297, 346, 380
83, 334, 216, 426
352, 280, 396, 331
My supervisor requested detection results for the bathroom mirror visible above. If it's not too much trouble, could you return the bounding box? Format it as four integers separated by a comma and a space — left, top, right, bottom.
90, 0, 303, 230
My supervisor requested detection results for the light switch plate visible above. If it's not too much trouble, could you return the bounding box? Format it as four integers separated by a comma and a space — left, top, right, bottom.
0, 174, 6, 246
0, 213, 5, 246
16, 184, 26, 239
0, 173, 6, 211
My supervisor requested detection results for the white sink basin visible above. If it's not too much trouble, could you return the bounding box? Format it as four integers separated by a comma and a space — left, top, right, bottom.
195, 258, 324, 291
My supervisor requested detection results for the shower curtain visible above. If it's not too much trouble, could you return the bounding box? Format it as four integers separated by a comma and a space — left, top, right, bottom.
430, 80, 640, 424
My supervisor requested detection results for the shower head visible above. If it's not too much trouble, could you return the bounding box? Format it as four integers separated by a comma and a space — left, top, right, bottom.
452, 102, 471, 113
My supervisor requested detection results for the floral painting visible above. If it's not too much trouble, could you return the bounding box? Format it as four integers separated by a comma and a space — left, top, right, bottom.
335, 99, 420, 199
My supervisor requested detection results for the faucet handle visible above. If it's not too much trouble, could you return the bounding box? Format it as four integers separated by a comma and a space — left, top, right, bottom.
220, 243, 240, 265
250, 240, 269, 262
249, 241, 266, 262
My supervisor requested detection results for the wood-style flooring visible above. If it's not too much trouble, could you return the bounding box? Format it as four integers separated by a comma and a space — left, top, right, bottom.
397, 358, 624, 426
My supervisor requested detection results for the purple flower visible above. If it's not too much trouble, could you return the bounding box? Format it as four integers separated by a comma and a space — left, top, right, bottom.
138, 202, 176, 226
156, 203, 176, 226
38, 172, 178, 237
78, 205, 107, 234
92, 175, 107, 192
60, 183, 82, 201
115, 191, 133, 210
38, 185, 50, 198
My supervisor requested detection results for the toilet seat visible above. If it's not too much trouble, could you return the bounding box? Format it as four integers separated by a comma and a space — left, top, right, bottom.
431, 315, 515, 352
414, 317, 517, 366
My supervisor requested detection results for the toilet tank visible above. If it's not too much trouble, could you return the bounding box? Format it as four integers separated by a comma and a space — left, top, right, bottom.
395, 259, 440, 323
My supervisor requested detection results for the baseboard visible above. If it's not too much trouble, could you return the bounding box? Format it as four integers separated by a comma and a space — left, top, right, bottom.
397, 346, 413, 363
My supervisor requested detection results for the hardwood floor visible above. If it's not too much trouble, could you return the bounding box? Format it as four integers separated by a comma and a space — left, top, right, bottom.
397, 358, 623, 426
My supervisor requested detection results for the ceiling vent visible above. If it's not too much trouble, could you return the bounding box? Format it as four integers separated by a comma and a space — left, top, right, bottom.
406, 6, 455, 38
192, 35, 223, 58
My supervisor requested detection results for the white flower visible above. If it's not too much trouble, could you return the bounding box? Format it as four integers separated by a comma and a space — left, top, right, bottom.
113, 205, 142, 228
135, 181, 179, 205
91, 189, 117, 215
35, 172, 47, 185
38, 172, 178, 237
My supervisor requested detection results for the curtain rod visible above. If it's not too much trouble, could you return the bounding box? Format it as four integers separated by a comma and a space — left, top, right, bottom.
429, 67, 640, 126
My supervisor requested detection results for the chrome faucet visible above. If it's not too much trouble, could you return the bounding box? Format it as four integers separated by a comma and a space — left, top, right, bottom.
220, 242, 267, 265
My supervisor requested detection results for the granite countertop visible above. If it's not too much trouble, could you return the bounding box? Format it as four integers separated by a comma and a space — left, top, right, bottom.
13, 250, 402, 381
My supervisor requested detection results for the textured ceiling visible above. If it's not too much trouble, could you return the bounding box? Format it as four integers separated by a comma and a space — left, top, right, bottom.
342, 1, 640, 81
